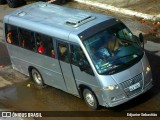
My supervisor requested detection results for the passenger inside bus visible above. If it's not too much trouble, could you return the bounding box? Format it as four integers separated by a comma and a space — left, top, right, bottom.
7, 32, 12, 44
7, 30, 19, 45
59, 45, 67, 56
20, 39, 25, 47
59, 44, 68, 61
19, 30, 25, 47
36, 34, 46, 54
51, 49, 55, 58
38, 42, 46, 54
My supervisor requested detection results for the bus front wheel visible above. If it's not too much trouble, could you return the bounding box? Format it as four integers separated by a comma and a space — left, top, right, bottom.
83, 89, 99, 110
31, 69, 44, 86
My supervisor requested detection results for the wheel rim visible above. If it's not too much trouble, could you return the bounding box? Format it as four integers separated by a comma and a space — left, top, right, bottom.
86, 93, 95, 106
33, 71, 42, 85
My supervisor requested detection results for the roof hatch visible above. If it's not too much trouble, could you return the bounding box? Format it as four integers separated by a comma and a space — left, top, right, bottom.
16, 11, 27, 16
65, 13, 96, 27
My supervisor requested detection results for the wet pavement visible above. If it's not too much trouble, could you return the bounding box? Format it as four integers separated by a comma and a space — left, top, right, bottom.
0, 81, 89, 111
0, 1, 160, 120
0, 42, 11, 66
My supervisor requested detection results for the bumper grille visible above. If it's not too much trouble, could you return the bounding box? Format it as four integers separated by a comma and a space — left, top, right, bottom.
120, 73, 143, 97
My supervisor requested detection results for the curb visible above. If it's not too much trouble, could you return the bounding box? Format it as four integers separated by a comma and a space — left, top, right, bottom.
74, 0, 160, 21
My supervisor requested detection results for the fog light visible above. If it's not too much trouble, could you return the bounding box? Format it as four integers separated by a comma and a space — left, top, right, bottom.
111, 94, 126, 102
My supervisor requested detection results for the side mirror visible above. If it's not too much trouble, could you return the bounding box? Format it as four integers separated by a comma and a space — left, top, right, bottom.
139, 33, 144, 43
139, 33, 144, 49
78, 60, 94, 75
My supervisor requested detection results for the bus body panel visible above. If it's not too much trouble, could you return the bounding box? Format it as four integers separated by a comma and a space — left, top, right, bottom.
7, 44, 68, 91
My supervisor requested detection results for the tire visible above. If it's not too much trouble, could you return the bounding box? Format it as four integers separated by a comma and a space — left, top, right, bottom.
37, 0, 47, 2
31, 69, 44, 86
60, 0, 67, 4
83, 89, 99, 110
53, 0, 67, 5
19, 0, 26, 6
7, 0, 19, 8
0, 0, 6, 4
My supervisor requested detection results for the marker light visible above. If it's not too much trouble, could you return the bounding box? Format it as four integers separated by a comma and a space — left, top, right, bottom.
146, 66, 151, 74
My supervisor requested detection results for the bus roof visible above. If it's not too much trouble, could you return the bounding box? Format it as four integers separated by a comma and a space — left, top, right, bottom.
4, 2, 115, 42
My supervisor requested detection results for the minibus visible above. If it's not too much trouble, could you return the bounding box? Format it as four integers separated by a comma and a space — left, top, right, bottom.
3, 2, 153, 110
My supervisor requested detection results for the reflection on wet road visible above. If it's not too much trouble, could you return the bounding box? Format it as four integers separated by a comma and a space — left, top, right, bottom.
0, 81, 91, 111
0, 86, 17, 100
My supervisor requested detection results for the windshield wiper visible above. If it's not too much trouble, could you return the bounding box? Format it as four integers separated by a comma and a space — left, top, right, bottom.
108, 53, 140, 65
121, 37, 141, 47
121, 39, 136, 43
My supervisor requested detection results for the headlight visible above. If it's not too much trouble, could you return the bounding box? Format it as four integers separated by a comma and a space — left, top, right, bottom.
146, 66, 151, 74
103, 85, 119, 90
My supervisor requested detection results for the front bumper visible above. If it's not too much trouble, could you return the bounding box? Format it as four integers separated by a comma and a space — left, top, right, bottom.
101, 78, 153, 108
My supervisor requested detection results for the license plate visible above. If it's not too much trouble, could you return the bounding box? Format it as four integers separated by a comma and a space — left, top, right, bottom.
129, 82, 140, 92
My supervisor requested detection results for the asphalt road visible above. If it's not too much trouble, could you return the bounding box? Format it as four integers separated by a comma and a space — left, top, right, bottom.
0, 1, 160, 120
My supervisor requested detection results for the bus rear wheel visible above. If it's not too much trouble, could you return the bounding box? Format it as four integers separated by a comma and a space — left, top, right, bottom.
31, 69, 44, 86
83, 89, 99, 110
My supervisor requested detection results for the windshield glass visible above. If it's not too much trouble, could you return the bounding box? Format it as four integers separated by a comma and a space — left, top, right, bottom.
83, 23, 143, 74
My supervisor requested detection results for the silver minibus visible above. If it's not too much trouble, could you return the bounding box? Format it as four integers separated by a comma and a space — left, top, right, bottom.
3, 2, 153, 110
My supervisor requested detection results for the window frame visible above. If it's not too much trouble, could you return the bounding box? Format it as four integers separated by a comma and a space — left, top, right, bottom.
34, 32, 55, 58
5, 23, 57, 59
57, 41, 70, 63
17, 27, 35, 51
5, 24, 19, 46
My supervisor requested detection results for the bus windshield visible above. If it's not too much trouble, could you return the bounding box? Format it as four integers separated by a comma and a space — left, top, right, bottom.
83, 23, 144, 75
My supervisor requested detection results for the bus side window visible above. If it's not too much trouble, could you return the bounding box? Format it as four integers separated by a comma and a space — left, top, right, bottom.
18, 28, 35, 51
58, 43, 69, 63
35, 33, 54, 58
6, 24, 19, 45
71, 45, 94, 76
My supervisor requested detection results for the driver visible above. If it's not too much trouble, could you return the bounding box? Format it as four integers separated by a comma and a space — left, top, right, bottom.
107, 36, 124, 56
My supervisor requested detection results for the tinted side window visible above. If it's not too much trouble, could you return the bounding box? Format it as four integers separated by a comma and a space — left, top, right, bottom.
35, 33, 54, 58
71, 45, 94, 75
18, 28, 35, 51
118, 29, 132, 41
6, 24, 19, 45
71, 45, 88, 66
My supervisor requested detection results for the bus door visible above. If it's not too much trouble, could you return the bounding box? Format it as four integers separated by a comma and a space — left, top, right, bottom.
57, 42, 79, 96
70, 45, 98, 91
